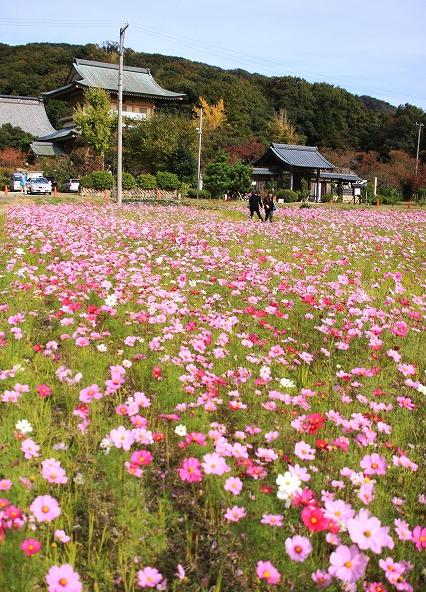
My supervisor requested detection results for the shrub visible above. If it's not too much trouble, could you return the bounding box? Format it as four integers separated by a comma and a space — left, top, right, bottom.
122, 172, 136, 190
80, 170, 114, 191
187, 188, 211, 199
179, 182, 191, 198
136, 173, 157, 190
379, 186, 400, 205
322, 193, 334, 203
156, 171, 181, 191
0, 169, 11, 189
277, 189, 299, 202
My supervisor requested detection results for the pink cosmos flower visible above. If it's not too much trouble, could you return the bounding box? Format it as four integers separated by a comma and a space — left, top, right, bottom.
224, 476, 243, 495
412, 525, 426, 550
311, 569, 332, 587
130, 450, 153, 466
285, 535, 312, 562
360, 453, 388, 476
202, 452, 230, 476
21, 538, 42, 556
301, 506, 327, 532
324, 499, 355, 524
261, 514, 284, 527
347, 510, 394, 554
294, 440, 316, 461
0, 479, 12, 491
392, 321, 408, 337
55, 529, 71, 543
109, 426, 135, 451
30, 495, 61, 522
379, 557, 405, 584
41, 458, 68, 484
224, 505, 246, 522
137, 566, 163, 588
21, 438, 40, 459
256, 560, 281, 585
79, 384, 102, 403
328, 544, 368, 582
36, 384, 52, 398
45, 564, 82, 592
178, 457, 203, 483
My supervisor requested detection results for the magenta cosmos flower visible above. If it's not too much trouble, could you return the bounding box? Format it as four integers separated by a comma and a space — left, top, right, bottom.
30, 495, 61, 522
178, 457, 203, 483
45, 564, 82, 592
328, 544, 368, 582
285, 535, 312, 562
37, 384, 52, 398
21, 538, 42, 556
412, 525, 426, 550
256, 560, 281, 585
137, 566, 163, 588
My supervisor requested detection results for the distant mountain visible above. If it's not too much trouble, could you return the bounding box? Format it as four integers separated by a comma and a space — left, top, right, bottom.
0, 42, 424, 155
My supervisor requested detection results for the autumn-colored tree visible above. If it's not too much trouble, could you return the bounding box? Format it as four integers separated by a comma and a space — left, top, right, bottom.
226, 139, 266, 164
193, 97, 226, 133
0, 147, 27, 169
266, 109, 306, 145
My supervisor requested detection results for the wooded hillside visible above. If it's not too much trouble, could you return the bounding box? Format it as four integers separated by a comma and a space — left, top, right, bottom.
0, 41, 424, 157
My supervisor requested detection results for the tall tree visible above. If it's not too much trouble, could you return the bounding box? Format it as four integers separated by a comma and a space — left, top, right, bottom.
267, 109, 306, 144
193, 97, 226, 132
73, 88, 116, 168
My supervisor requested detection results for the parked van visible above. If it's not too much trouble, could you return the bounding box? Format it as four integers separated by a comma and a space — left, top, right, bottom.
10, 173, 24, 191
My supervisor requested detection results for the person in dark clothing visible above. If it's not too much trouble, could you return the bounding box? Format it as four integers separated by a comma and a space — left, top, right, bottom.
263, 192, 276, 223
249, 191, 264, 221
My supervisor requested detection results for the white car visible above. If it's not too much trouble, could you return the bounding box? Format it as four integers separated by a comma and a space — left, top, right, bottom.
62, 179, 80, 193
28, 177, 52, 195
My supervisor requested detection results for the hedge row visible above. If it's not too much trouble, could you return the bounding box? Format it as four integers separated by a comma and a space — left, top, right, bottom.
80, 170, 183, 191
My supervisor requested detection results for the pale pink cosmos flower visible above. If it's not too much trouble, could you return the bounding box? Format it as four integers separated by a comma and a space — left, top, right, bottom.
285, 535, 312, 562
394, 519, 412, 541
347, 509, 394, 553
329, 544, 368, 582
256, 560, 281, 585
261, 514, 283, 527
294, 440, 316, 461
324, 499, 355, 524
224, 505, 246, 522
30, 495, 61, 523
224, 476, 243, 495
21, 438, 40, 459
79, 384, 102, 403
137, 566, 163, 588
41, 458, 68, 485
360, 453, 388, 476
54, 529, 71, 543
0, 479, 12, 491
109, 426, 135, 451
202, 452, 230, 476
379, 557, 405, 584
311, 569, 332, 587
45, 564, 82, 592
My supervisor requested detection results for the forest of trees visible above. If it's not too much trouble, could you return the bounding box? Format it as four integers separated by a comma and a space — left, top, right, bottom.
0, 42, 425, 197
0, 41, 425, 156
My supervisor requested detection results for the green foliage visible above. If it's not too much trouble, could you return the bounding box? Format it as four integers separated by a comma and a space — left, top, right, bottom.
136, 173, 157, 190
124, 112, 197, 175
0, 171, 10, 188
204, 153, 252, 197
74, 88, 116, 163
80, 170, 114, 190
121, 172, 136, 190
44, 99, 69, 129
276, 189, 299, 202
187, 187, 211, 198
0, 124, 33, 151
156, 171, 180, 190
322, 193, 334, 203
179, 182, 191, 197
300, 178, 309, 200
168, 146, 197, 182
379, 186, 401, 205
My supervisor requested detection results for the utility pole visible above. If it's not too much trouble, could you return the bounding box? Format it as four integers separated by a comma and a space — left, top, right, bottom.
196, 107, 203, 198
415, 122, 424, 178
116, 22, 129, 206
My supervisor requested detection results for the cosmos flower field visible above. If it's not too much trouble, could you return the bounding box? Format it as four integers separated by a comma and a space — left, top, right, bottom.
0, 202, 425, 592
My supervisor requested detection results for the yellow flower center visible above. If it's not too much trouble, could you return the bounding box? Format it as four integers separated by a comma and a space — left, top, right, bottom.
59, 578, 68, 586
42, 505, 49, 513
344, 561, 352, 568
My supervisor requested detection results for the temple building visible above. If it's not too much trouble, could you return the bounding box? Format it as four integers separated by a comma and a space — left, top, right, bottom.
31, 58, 186, 157
253, 143, 363, 201
0, 95, 55, 137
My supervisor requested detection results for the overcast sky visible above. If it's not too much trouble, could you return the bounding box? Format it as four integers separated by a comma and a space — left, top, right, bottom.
1, 0, 425, 108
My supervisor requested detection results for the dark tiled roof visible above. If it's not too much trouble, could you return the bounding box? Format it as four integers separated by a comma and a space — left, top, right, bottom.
270, 143, 335, 170
253, 167, 280, 176
30, 141, 67, 157
37, 127, 78, 142
0, 95, 55, 137
42, 59, 185, 101
320, 171, 363, 182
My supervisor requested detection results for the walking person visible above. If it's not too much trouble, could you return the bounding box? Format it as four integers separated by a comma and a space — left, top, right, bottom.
263, 192, 275, 223
249, 190, 264, 221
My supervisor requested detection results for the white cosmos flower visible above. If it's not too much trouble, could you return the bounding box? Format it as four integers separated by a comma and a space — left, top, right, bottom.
100, 437, 112, 454
279, 378, 296, 389
122, 359, 132, 368
276, 471, 301, 493
15, 419, 33, 434
417, 383, 426, 395
15, 248, 25, 255
175, 424, 187, 437
97, 344, 107, 352
104, 294, 117, 307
